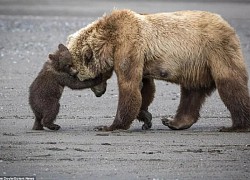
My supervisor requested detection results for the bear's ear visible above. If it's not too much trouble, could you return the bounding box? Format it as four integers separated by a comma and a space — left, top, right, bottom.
81, 44, 93, 65
58, 44, 68, 52
48, 54, 58, 61
85, 48, 93, 62
67, 34, 75, 45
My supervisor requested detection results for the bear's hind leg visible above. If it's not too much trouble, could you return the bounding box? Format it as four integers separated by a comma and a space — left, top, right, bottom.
162, 86, 214, 130
216, 79, 250, 132
32, 111, 44, 130
42, 102, 61, 131
137, 78, 155, 130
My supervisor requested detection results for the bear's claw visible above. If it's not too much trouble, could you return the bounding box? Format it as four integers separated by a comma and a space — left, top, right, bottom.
161, 117, 192, 130
142, 122, 152, 130
161, 117, 172, 126
162, 118, 181, 130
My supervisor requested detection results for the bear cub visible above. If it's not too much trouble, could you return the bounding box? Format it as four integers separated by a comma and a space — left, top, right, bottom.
29, 44, 101, 130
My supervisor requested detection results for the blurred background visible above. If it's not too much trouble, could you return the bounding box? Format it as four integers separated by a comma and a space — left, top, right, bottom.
0, 0, 250, 18
0, 0, 250, 19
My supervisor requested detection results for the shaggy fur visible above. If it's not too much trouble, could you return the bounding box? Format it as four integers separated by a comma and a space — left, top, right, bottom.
67, 10, 250, 132
29, 44, 102, 130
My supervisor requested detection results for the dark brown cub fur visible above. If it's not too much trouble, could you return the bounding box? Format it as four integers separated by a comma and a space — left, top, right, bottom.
29, 44, 102, 130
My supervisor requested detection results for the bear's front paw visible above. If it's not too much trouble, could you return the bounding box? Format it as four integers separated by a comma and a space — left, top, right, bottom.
142, 122, 152, 130
137, 110, 153, 130
94, 125, 110, 131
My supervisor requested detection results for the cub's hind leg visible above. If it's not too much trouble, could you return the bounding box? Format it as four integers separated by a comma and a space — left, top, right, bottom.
32, 111, 44, 130
42, 100, 61, 130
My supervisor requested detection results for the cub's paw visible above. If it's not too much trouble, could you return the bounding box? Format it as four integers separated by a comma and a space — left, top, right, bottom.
94, 125, 110, 131
45, 124, 61, 131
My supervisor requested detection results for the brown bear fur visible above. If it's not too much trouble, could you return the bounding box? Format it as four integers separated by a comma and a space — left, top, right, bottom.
67, 10, 250, 132
29, 44, 102, 130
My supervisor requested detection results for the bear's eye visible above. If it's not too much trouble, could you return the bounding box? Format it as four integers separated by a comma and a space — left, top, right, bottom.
65, 64, 72, 68
84, 48, 93, 65
85, 54, 92, 64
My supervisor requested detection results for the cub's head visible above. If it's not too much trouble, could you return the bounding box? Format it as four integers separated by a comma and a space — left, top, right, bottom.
49, 44, 78, 76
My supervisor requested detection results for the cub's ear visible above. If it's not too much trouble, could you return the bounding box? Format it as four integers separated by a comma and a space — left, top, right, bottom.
81, 44, 93, 65
48, 54, 58, 61
58, 44, 68, 52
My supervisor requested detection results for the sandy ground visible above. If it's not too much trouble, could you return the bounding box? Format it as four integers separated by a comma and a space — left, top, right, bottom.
0, 0, 250, 179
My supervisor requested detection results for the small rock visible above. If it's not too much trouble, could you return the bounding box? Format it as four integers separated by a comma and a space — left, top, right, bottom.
96, 133, 109, 136
101, 143, 111, 146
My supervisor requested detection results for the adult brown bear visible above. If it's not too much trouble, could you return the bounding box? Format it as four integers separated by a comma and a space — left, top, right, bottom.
67, 10, 250, 132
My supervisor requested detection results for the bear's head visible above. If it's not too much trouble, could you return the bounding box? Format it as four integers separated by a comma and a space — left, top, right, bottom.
67, 28, 114, 97
49, 44, 78, 76
80, 43, 113, 97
